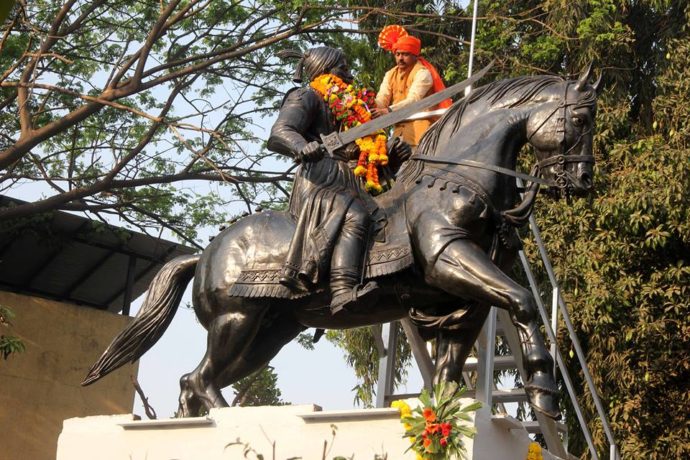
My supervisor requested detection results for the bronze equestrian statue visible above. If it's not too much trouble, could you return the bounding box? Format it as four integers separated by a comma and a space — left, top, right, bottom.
83, 56, 601, 421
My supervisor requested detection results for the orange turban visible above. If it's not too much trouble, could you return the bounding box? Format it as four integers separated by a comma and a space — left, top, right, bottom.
393, 36, 421, 56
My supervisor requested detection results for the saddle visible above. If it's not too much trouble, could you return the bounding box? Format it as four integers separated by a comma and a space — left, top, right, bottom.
228, 191, 413, 300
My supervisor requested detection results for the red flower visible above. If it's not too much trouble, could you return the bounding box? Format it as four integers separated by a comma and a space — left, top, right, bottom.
423, 437, 432, 448
427, 423, 440, 434
423, 407, 436, 422
440, 437, 448, 447
441, 422, 452, 437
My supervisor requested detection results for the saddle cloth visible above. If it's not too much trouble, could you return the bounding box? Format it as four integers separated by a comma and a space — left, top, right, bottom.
228, 194, 413, 300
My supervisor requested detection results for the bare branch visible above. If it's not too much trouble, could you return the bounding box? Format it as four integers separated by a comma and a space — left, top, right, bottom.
132, 0, 183, 85
130, 375, 157, 420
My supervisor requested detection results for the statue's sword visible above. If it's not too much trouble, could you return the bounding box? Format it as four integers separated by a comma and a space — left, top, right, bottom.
320, 60, 494, 154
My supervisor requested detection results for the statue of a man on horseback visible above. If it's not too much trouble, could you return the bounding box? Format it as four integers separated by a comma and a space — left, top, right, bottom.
83, 51, 602, 423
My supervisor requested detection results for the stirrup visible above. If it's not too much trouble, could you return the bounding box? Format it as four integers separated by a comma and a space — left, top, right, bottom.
330, 281, 379, 314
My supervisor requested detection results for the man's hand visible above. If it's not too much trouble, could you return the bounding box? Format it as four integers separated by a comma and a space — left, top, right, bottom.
298, 141, 325, 162
370, 106, 391, 119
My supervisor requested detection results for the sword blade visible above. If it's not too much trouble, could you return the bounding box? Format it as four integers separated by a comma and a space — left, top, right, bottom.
320, 60, 494, 153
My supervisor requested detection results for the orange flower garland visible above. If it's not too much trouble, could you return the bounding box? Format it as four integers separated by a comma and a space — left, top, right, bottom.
310, 73, 388, 194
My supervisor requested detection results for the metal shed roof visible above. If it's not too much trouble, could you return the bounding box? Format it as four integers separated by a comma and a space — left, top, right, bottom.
0, 197, 197, 314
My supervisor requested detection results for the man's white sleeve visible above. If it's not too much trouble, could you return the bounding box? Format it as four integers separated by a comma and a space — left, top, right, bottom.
375, 70, 393, 108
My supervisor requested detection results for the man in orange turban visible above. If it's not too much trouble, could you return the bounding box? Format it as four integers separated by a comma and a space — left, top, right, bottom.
373, 28, 450, 149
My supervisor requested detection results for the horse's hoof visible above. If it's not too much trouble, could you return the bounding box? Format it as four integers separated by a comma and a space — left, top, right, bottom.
525, 372, 561, 420
330, 281, 379, 314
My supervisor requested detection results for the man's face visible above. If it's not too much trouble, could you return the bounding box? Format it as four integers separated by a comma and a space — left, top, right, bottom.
329, 59, 353, 83
395, 51, 417, 71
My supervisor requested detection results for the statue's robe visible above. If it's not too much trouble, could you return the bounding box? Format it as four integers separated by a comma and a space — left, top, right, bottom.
267, 87, 376, 287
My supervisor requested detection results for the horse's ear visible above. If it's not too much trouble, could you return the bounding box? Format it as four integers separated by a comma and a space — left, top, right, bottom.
575, 61, 594, 91
592, 72, 603, 93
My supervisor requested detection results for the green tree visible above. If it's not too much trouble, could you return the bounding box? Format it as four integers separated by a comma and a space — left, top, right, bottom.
467, 1, 689, 458
231, 365, 286, 407
0, 0, 353, 243
0, 305, 25, 360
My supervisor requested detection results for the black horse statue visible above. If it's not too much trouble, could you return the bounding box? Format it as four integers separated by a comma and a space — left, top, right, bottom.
83, 67, 600, 420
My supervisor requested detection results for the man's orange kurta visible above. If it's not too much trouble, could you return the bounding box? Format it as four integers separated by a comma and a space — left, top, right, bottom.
388, 61, 434, 147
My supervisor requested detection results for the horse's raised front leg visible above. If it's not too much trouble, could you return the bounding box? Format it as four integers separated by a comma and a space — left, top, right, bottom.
178, 305, 269, 417
423, 239, 560, 420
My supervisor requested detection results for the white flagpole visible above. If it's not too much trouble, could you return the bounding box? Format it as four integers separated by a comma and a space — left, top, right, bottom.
465, 0, 480, 96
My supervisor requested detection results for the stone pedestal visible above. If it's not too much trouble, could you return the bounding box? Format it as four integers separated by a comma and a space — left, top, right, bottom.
57, 403, 563, 459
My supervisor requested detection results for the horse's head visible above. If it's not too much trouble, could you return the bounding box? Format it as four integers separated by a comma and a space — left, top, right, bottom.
527, 64, 601, 198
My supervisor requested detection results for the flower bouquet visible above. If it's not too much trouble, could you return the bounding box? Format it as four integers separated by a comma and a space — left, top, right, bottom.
392, 381, 481, 460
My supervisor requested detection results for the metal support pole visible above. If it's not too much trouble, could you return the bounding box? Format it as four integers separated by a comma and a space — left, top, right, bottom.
465, 0, 480, 96
375, 321, 399, 408
610, 444, 619, 460
528, 214, 619, 456
551, 287, 559, 376
400, 319, 434, 390
519, 250, 599, 460
475, 307, 496, 405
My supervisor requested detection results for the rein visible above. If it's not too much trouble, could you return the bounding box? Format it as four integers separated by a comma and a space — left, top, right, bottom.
409, 155, 553, 186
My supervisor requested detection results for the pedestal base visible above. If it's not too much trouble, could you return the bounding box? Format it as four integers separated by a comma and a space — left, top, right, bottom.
57, 403, 564, 459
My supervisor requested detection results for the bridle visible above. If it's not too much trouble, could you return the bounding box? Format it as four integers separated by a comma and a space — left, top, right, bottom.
528, 81, 595, 194
411, 81, 595, 195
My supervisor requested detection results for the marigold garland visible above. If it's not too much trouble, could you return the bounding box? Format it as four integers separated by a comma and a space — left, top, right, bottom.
309, 73, 388, 194
526, 442, 544, 460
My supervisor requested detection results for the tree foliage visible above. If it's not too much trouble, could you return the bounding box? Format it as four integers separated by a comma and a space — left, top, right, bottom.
486, 1, 689, 458
0, 0, 354, 243
326, 324, 411, 407
0, 305, 25, 360
231, 365, 286, 407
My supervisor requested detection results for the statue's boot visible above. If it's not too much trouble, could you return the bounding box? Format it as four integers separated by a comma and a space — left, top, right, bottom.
330, 274, 379, 314
328, 202, 378, 314
519, 323, 561, 420
279, 266, 310, 292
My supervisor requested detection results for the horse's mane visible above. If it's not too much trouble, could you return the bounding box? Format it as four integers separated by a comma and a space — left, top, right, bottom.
422, 75, 567, 152
397, 75, 569, 184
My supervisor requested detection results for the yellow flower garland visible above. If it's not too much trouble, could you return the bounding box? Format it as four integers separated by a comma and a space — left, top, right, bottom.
526, 442, 543, 460
309, 73, 388, 194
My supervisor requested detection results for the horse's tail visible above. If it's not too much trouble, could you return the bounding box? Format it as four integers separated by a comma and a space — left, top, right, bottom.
81, 254, 199, 386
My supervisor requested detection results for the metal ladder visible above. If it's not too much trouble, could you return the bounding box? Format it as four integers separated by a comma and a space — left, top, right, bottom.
373, 214, 620, 460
